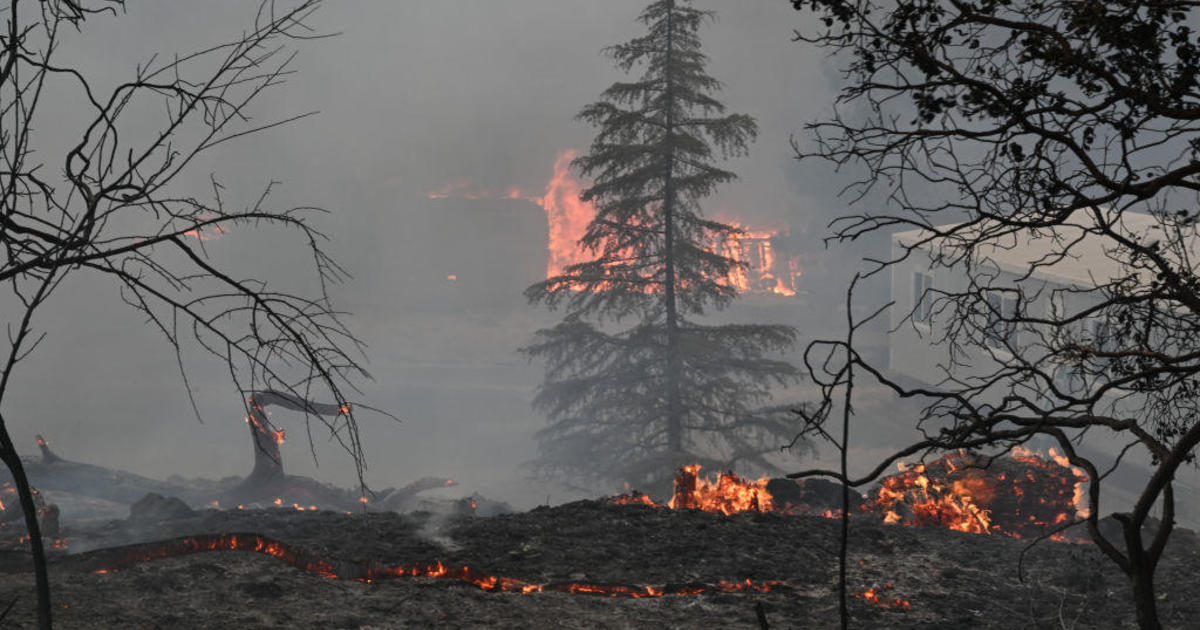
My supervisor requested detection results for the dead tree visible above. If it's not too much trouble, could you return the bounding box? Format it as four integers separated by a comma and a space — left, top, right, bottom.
0, 2, 370, 627
240, 390, 347, 490
792, 1, 1200, 628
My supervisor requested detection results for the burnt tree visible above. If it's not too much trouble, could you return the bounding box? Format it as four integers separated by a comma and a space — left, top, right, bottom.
792, 1, 1200, 628
0, 1, 369, 627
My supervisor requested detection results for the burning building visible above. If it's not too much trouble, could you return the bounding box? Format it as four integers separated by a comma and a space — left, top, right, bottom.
419, 150, 804, 308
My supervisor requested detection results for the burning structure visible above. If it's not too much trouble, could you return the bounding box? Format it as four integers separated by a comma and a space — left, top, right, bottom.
423, 150, 804, 304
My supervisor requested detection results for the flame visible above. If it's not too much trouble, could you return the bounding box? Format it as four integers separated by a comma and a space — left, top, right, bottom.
856, 583, 912, 611
869, 449, 1089, 539
713, 219, 800, 297
426, 179, 541, 204
427, 152, 803, 297
612, 465, 774, 515
88, 533, 786, 598
538, 152, 801, 295
610, 450, 1088, 542
668, 464, 775, 515
541, 150, 596, 279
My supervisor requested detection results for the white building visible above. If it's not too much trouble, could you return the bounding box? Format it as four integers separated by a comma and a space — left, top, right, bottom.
887, 211, 1200, 526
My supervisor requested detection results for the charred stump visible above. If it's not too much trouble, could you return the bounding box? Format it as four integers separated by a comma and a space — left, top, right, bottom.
229, 390, 348, 502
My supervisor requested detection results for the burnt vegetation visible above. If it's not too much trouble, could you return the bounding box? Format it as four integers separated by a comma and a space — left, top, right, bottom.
4, 0, 1200, 628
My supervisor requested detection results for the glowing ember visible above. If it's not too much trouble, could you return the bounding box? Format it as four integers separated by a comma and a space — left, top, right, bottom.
610, 449, 1088, 541
85, 533, 786, 598
856, 583, 912, 611
669, 464, 774, 514
868, 448, 1089, 539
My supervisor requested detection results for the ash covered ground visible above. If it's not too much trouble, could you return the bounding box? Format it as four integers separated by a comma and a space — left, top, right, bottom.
0, 501, 1196, 629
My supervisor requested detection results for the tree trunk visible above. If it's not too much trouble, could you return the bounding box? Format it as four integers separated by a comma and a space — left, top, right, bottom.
232, 390, 346, 499
1129, 564, 1162, 630
0, 429, 51, 629
661, 0, 682, 456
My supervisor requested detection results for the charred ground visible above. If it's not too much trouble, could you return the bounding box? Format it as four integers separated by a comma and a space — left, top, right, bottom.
0, 500, 1195, 628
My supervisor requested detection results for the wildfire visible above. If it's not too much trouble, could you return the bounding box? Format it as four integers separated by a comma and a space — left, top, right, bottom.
611, 448, 1089, 541
612, 464, 775, 515
669, 464, 774, 515
183, 224, 226, 242
713, 219, 801, 297
856, 583, 912, 611
541, 150, 595, 279
867, 448, 1089, 540
426, 151, 803, 296
86, 533, 786, 598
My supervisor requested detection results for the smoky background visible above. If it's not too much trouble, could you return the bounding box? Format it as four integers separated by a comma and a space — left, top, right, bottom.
6, 0, 910, 508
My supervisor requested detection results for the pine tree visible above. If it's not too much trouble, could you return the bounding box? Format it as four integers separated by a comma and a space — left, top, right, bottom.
523, 0, 800, 490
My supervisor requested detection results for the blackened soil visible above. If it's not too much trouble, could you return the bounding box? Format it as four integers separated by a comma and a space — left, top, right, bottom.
0, 500, 1196, 629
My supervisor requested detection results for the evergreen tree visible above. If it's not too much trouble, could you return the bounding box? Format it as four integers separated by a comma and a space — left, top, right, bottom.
523, 0, 800, 490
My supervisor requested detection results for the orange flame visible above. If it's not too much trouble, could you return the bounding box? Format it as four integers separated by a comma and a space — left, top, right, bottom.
856, 583, 912, 611
869, 449, 1089, 539
539, 153, 801, 295
541, 150, 595, 279
89, 533, 786, 598
668, 464, 775, 515
611, 465, 775, 515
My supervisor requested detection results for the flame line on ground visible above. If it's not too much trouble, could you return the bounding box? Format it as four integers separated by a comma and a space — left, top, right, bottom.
12, 533, 787, 598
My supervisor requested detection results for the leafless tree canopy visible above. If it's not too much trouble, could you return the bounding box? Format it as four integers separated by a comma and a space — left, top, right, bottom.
1, 2, 369, 626
791, 1, 1200, 628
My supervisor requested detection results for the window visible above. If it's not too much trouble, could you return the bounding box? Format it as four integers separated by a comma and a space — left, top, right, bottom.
913, 271, 934, 324
984, 290, 1020, 350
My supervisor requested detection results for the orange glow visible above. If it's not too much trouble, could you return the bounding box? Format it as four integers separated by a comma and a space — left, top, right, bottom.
868, 449, 1089, 540
609, 450, 1088, 541
426, 179, 541, 204
856, 584, 911, 611
541, 150, 596, 279
88, 533, 786, 598
668, 464, 774, 515
712, 219, 800, 296
182, 222, 227, 242
611, 465, 775, 515
539, 152, 801, 296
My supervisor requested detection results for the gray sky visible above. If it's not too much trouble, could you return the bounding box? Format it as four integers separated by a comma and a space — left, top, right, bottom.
6, 1, 862, 508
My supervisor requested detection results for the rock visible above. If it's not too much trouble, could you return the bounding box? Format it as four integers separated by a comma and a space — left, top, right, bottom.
128, 493, 196, 523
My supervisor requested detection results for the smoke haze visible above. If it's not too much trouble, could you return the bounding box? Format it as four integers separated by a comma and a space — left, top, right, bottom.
8, 1, 875, 508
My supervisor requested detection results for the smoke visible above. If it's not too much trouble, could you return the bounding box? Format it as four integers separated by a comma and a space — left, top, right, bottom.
6, 1, 873, 511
